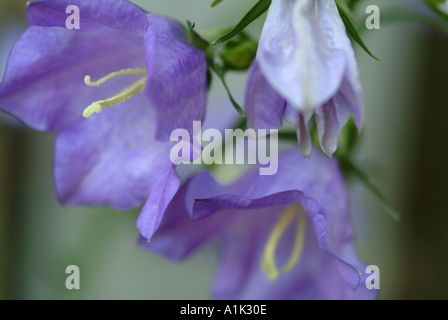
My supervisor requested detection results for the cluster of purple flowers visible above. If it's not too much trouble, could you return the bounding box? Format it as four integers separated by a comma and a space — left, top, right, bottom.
0, 0, 376, 300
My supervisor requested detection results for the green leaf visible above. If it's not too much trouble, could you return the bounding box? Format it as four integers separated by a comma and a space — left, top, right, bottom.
425, 2, 448, 26
211, 0, 224, 7
335, 0, 379, 61
213, 0, 271, 45
340, 157, 402, 222
232, 117, 247, 131
336, 0, 355, 19
209, 64, 245, 117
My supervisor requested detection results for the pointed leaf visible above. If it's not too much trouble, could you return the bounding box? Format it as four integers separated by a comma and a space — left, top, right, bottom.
213, 0, 271, 45
335, 0, 379, 61
211, 0, 224, 7
337, 0, 355, 19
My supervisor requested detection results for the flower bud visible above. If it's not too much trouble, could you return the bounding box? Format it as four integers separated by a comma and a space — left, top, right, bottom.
220, 39, 257, 71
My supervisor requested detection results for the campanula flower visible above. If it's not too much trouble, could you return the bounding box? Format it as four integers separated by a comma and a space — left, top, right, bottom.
0, 0, 207, 237
142, 149, 377, 300
245, 0, 364, 158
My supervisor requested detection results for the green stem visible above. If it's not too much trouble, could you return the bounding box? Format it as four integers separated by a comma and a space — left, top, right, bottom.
339, 157, 402, 221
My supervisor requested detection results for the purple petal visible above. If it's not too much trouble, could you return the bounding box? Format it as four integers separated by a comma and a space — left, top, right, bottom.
0, 26, 145, 131
148, 149, 376, 299
213, 207, 374, 300
136, 160, 180, 240
245, 61, 285, 132
284, 104, 313, 158
139, 178, 226, 260
54, 93, 172, 211
144, 15, 207, 140
27, 0, 148, 37
314, 91, 352, 156
200, 150, 374, 298
212, 209, 277, 300
340, 72, 364, 131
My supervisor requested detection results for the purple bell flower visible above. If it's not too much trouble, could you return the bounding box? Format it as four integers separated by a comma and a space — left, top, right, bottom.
142, 149, 377, 300
245, 0, 364, 158
0, 0, 207, 238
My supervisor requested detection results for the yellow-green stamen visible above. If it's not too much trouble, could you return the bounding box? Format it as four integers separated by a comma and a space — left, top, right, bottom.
261, 203, 306, 281
83, 68, 147, 118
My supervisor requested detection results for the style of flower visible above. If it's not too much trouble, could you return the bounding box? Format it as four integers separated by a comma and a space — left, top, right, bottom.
245, 0, 364, 158
0, 0, 207, 238
141, 149, 377, 300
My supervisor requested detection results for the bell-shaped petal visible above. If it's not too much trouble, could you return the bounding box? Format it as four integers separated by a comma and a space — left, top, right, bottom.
144, 149, 377, 300
136, 159, 181, 240
258, 0, 355, 111
1, 0, 207, 139
314, 91, 352, 156
283, 104, 313, 158
245, 61, 285, 132
246, 0, 364, 157
144, 15, 208, 140
138, 176, 226, 259
0, 0, 207, 231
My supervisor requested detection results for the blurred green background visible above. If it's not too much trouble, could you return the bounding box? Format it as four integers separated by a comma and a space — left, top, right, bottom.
0, 0, 447, 300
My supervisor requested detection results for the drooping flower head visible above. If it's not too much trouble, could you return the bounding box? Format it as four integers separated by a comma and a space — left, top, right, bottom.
0, 0, 207, 231
142, 149, 377, 300
246, 0, 364, 158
